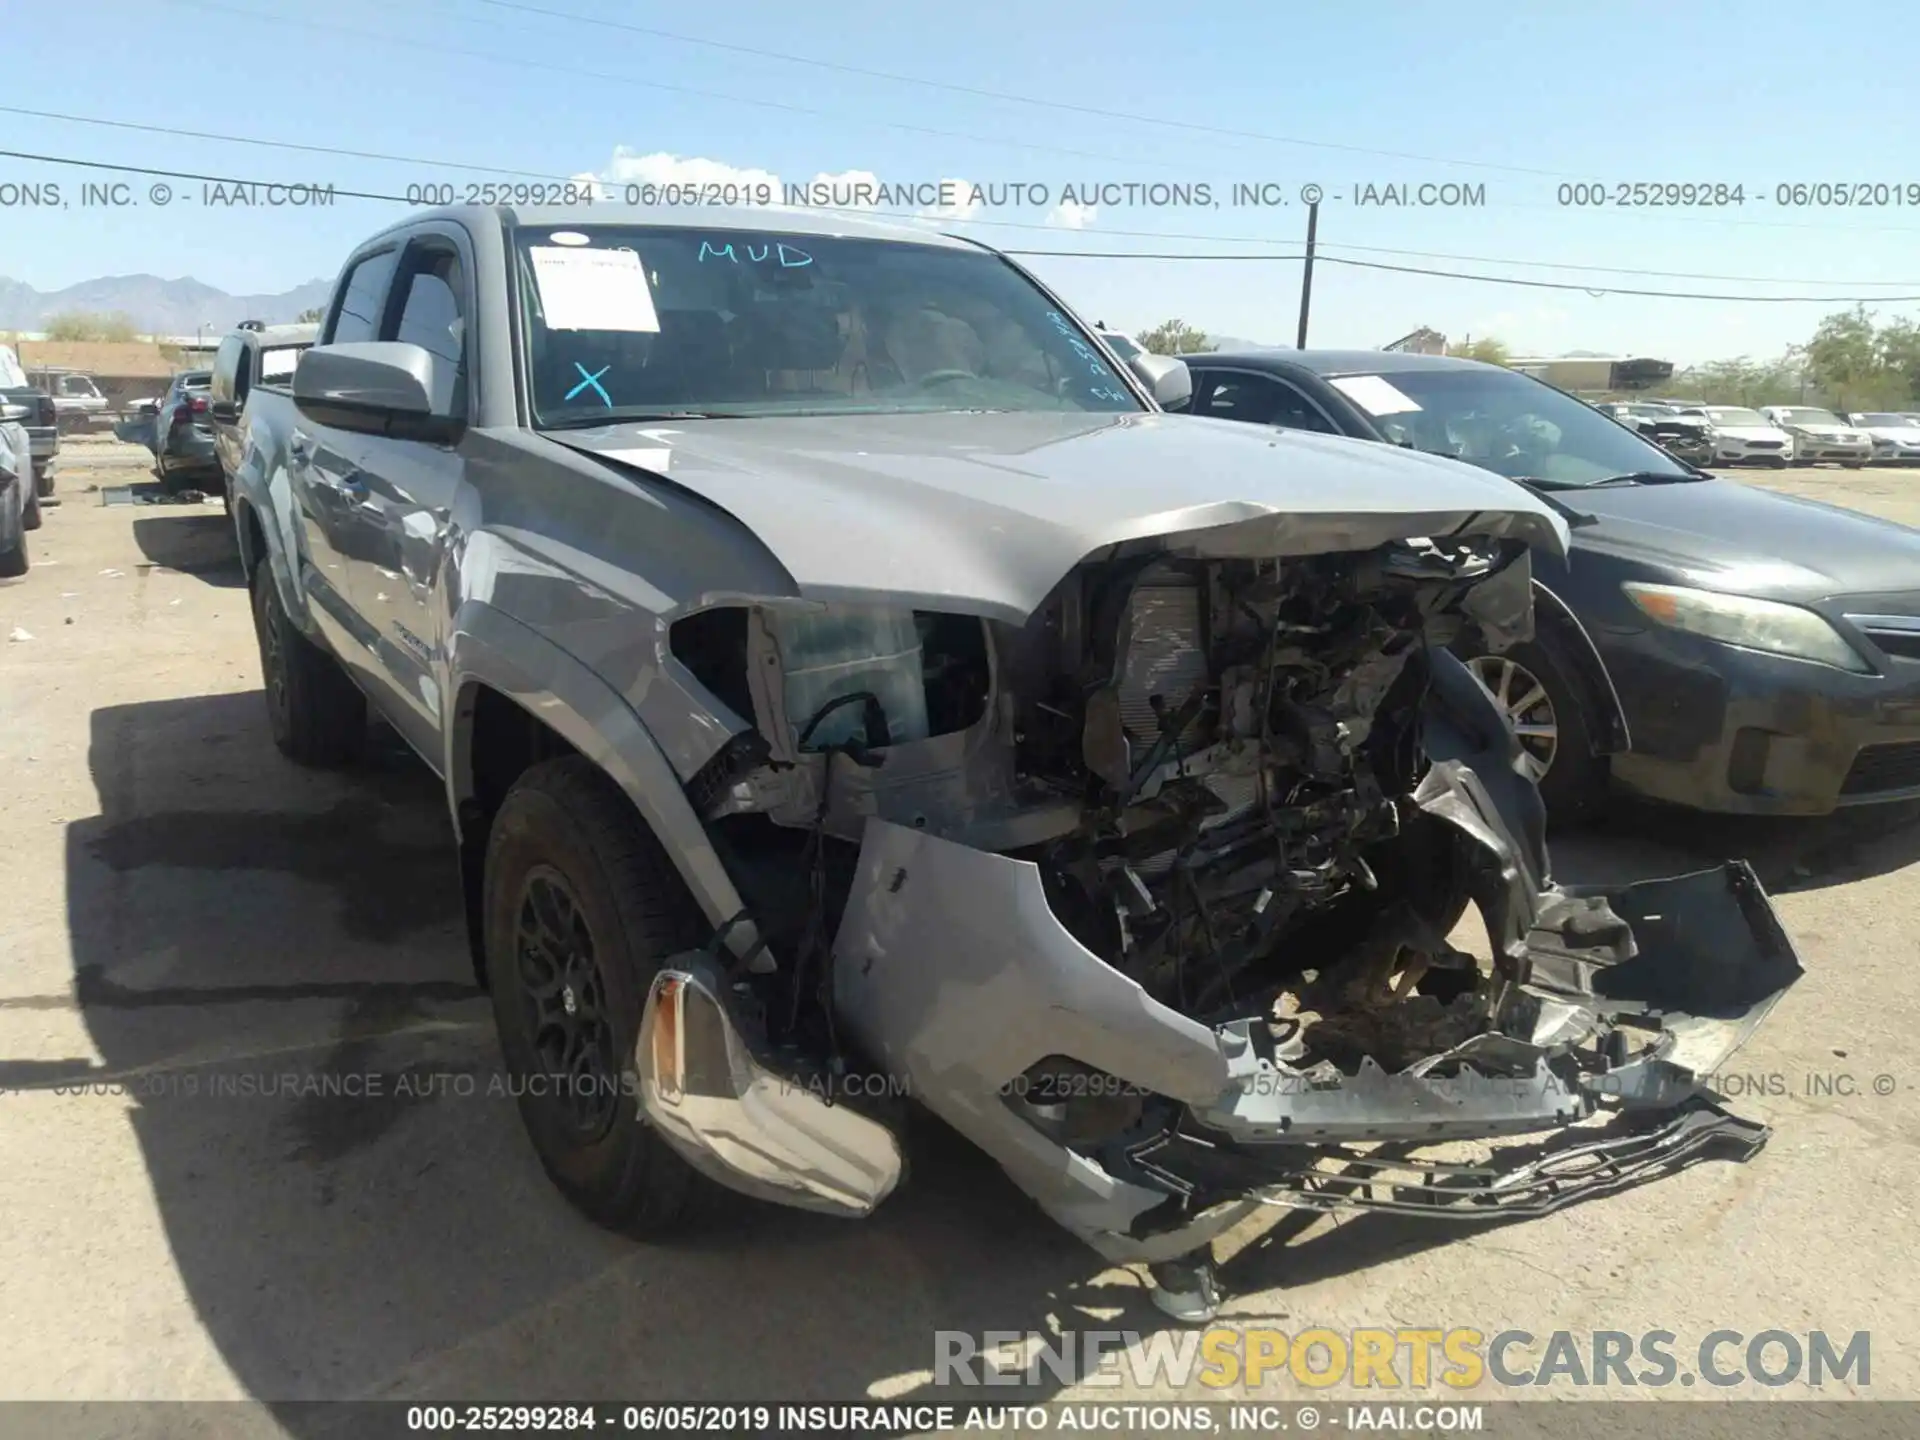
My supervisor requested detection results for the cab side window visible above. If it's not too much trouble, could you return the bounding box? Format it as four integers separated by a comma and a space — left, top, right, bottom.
211, 335, 244, 405
1196, 371, 1339, 434
326, 248, 400, 346
383, 244, 469, 421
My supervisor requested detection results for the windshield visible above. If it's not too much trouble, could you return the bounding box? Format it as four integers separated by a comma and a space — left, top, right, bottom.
1324, 366, 1691, 486
1775, 407, 1843, 426
1858, 413, 1916, 426
1703, 406, 1766, 425
511, 225, 1143, 424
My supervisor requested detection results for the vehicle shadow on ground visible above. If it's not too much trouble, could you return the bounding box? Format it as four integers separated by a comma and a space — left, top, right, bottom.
1552, 794, 1920, 894
58, 692, 1916, 1418
130, 512, 245, 588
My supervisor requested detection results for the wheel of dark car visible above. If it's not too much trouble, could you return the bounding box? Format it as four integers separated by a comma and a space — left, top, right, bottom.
249, 558, 366, 766
1463, 639, 1605, 823
33, 466, 53, 500
482, 757, 702, 1237
22, 488, 41, 531
0, 529, 25, 577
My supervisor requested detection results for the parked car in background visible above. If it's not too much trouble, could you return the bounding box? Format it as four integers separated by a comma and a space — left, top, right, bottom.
118, 370, 220, 491
1758, 405, 1873, 467
1671, 404, 1795, 466
1846, 412, 1920, 465
228, 204, 1798, 1323
209, 322, 316, 509
34, 369, 112, 432
1, 396, 41, 577
1595, 400, 1714, 466
0, 344, 60, 507
1177, 348, 1920, 819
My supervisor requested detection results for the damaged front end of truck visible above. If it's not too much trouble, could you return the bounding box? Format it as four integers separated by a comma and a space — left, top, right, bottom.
631, 509, 1802, 1320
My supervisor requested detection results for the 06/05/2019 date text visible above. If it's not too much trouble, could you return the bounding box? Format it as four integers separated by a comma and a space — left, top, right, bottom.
1557, 181, 1920, 207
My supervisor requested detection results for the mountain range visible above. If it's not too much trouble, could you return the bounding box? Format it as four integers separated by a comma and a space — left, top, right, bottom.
0, 274, 334, 337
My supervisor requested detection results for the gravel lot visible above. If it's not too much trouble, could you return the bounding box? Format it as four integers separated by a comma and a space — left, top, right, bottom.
2, 443, 1916, 1419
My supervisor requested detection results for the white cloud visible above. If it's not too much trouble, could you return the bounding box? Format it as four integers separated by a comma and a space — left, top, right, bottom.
1045, 199, 1099, 230
916, 177, 982, 223
594, 148, 784, 196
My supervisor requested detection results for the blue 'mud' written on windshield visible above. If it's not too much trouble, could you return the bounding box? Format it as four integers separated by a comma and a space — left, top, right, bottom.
698, 240, 814, 267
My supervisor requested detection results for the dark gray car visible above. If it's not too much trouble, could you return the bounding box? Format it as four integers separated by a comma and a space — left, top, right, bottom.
141, 369, 219, 490
230, 205, 1801, 1321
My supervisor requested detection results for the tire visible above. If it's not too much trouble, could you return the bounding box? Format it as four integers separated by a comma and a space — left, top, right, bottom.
1843, 460, 1866, 470
1768, 457, 1790, 469
483, 757, 703, 1236
1463, 636, 1606, 825
34, 465, 53, 500
0, 526, 26, 578
22, 489, 41, 531
249, 558, 366, 766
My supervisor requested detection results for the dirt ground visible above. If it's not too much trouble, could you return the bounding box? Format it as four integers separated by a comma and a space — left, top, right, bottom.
2, 441, 1917, 1417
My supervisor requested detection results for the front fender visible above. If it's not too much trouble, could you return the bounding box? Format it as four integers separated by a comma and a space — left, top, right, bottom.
1533, 579, 1631, 755
445, 600, 765, 970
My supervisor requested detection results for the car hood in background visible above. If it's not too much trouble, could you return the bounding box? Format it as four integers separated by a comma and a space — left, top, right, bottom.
1710, 424, 1794, 441
548, 411, 1568, 621
1570, 477, 1920, 598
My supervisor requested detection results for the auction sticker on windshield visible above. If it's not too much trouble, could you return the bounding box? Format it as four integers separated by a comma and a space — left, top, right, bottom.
529, 245, 660, 332
1331, 374, 1423, 416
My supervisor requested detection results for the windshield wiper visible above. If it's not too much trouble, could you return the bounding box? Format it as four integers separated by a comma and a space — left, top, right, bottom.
1583, 470, 1705, 487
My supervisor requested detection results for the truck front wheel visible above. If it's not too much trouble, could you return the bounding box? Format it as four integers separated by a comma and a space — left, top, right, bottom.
482, 757, 702, 1237
249, 559, 366, 766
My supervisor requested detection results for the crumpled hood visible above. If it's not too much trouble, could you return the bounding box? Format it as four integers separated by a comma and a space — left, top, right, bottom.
1573, 477, 1920, 598
547, 410, 1567, 621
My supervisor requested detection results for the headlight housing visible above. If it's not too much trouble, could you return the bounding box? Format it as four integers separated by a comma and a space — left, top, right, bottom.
1623, 582, 1872, 672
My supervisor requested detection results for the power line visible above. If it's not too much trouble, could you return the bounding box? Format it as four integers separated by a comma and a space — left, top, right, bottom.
169, 0, 1228, 178
109, 2, 1920, 240
453, 1, 1920, 241
0, 105, 567, 185
9, 103, 1918, 288
465, 0, 1564, 178
7, 145, 1916, 304
1002, 249, 1920, 302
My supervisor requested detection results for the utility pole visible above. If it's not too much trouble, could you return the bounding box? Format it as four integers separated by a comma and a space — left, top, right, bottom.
1295, 198, 1320, 349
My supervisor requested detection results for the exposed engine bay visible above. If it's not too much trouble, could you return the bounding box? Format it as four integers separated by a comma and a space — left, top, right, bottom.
678, 533, 1535, 1050
648, 530, 1801, 1319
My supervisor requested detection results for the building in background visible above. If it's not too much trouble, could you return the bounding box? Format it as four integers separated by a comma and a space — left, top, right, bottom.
1381, 327, 1448, 355
1508, 355, 1673, 393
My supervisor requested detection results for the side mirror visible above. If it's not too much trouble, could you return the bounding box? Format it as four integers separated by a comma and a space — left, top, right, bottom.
294, 342, 461, 443
1128, 351, 1192, 411
209, 399, 239, 422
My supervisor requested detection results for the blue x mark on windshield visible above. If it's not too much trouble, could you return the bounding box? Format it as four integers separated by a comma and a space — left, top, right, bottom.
566, 362, 612, 406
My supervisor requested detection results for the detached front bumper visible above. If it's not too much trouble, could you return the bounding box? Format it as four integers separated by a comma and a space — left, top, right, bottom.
642, 662, 1804, 1267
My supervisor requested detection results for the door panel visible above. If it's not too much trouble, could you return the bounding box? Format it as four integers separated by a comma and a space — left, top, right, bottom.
335, 238, 471, 766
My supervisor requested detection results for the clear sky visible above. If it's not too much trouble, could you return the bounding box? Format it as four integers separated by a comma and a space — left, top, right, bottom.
4, 0, 1918, 363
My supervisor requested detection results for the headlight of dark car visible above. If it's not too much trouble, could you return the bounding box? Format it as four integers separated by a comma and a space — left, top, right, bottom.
1623, 582, 1872, 672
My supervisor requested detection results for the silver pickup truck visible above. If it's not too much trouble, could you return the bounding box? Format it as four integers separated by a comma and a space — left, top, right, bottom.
233, 204, 1801, 1320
